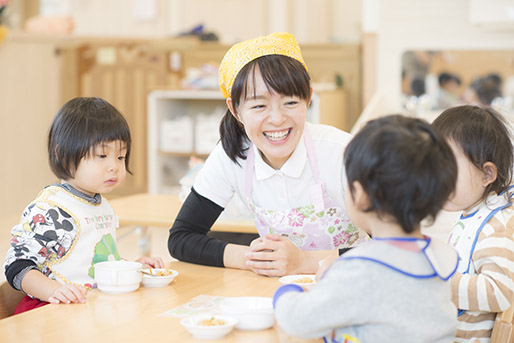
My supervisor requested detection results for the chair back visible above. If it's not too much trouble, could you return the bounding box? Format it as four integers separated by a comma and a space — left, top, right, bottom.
0, 281, 23, 319
491, 305, 514, 343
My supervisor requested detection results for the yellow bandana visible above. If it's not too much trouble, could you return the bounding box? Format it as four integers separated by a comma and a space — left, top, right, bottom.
218, 32, 308, 99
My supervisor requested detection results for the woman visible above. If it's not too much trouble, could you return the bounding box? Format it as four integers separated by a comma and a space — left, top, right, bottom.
168, 32, 367, 276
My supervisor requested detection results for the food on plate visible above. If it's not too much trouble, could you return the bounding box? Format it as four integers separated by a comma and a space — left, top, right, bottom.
144, 268, 174, 277
197, 317, 227, 326
292, 276, 315, 283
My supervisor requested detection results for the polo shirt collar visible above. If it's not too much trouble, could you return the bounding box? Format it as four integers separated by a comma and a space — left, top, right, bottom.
252, 133, 307, 180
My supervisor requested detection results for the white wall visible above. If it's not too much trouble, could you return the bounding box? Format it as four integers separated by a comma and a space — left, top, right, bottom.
332, 0, 363, 43
375, 0, 514, 108
38, 0, 362, 44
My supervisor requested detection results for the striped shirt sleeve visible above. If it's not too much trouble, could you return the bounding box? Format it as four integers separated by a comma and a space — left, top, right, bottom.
451, 210, 514, 313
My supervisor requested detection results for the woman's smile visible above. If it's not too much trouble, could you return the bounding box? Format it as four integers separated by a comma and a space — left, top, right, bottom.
263, 128, 292, 142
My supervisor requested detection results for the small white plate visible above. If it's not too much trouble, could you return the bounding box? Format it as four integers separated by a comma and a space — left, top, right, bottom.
278, 274, 317, 290
220, 297, 275, 330
180, 314, 237, 339
141, 269, 179, 287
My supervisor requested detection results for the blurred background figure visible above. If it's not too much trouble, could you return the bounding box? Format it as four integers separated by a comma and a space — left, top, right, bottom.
463, 73, 503, 107
437, 72, 461, 109
411, 77, 426, 97
401, 51, 434, 97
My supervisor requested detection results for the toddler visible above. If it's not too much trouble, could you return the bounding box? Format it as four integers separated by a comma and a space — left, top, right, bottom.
432, 105, 514, 342
4, 97, 163, 314
273, 115, 459, 342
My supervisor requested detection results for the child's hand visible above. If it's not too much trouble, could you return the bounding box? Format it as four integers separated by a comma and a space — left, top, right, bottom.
136, 256, 164, 269
316, 254, 339, 281
48, 284, 87, 304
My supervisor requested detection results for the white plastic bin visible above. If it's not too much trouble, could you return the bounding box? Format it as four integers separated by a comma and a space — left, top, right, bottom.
160, 116, 194, 153
195, 108, 223, 154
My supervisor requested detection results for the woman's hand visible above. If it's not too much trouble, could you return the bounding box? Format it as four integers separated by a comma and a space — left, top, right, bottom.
245, 234, 306, 277
48, 284, 87, 304
136, 256, 164, 269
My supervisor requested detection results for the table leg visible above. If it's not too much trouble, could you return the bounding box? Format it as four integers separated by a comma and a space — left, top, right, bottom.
137, 226, 152, 257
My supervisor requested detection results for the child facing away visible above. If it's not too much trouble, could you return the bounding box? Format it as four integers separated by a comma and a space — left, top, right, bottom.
273, 115, 460, 343
3, 97, 164, 314
432, 105, 514, 342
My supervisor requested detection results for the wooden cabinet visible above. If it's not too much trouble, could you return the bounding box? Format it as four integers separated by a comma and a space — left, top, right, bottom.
309, 89, 349, 131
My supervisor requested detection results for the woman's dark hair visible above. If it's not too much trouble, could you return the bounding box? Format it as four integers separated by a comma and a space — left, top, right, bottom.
345, 115, 457, 233
48, 97, 132, 180
432, 105, 513, 201
219, 54, 311, 163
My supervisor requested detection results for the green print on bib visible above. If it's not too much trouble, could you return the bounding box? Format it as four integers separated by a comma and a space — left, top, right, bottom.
88, 233, 121, 278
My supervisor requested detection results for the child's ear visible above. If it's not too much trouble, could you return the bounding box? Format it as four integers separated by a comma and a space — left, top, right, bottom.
351, 181, 371, 211
482, 162, 497, 187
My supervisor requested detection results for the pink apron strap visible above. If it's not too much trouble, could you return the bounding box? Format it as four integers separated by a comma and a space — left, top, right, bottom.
302, 126, 321, 184
303, 127, 325, 212
245, 145, 255, 198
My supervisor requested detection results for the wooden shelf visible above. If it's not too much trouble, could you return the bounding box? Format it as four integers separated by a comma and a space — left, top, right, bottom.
158, 150, 209, 158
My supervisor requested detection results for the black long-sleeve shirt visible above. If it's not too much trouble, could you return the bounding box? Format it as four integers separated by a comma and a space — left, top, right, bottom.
168, 188, 228, 267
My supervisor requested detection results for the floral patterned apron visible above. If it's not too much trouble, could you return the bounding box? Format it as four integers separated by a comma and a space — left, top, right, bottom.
447, 186, 514, 315
245, 127, 368, 250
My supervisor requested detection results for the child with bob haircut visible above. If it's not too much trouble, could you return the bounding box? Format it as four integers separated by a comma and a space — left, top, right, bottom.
432, 105, 514, 342
4, 97, 164, 314
273, 115, 459, 342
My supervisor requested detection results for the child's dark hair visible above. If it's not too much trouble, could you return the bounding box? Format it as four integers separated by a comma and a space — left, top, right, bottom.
438, 72, 461, 87
48, 97, 132, 180
432, 105, 513, 201
219, 54, 311, 163
345, 115, 457, 233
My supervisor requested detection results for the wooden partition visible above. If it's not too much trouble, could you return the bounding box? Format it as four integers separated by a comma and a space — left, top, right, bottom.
77, 38, 171, 196
0, 33, 78, 218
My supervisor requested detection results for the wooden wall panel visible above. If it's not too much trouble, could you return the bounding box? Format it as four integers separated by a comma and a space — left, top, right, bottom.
0, 34, 78, 218
362, 33, 377, 110
302, 44, 362, 128
77, 42, 169, 197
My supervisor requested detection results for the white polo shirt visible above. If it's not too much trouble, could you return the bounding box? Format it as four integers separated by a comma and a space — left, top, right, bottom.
194, 122, 352, 213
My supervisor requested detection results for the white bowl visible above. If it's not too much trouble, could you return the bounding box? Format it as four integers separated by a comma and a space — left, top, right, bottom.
141, 268, 179, 287
220, 297, 275, 330
180, 314, 237, 339
94, 261, 142, 294
278, 274, 317, 290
